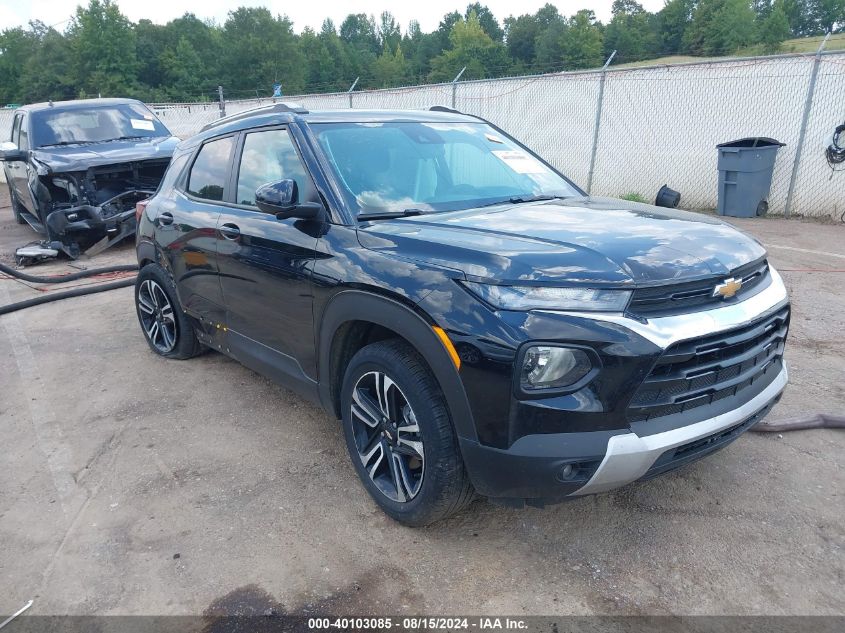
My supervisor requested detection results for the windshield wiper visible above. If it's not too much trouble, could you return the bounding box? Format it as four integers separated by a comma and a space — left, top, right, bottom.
96, 135, 149, 143
476, 194, 570, 209
38, 140, 95, 147
357, 208, 429, 221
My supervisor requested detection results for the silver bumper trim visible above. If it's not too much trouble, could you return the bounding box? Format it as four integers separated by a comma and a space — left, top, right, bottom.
539, 266, 789, 349
570, 364, 788, 496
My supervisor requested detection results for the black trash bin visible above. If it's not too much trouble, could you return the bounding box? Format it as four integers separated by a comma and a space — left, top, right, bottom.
716, 137, 784, 217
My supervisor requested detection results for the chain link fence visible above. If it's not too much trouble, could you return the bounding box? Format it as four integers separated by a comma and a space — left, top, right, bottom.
2, 51, 843, 219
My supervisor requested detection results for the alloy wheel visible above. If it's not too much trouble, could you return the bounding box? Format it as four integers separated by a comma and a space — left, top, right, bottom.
350, 371, 425, 502
137, 279, 177, 353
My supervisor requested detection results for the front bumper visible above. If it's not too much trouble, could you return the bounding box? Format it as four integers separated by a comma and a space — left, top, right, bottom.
459, 267, 790, 503
572, 363, 786, 495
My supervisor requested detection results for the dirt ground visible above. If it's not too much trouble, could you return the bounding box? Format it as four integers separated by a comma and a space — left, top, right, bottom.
0, 190, 843, 617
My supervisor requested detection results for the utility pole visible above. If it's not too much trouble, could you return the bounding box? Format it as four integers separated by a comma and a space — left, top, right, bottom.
348, 77, 359, 108
784, 33, 830, 216
586, 50, 616, 195
218, 85, 226, 118
451, 66, 466, 109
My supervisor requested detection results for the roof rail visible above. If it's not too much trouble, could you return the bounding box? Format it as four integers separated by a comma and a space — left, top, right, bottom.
200, 102, 309, 133
428, 105, 463, 115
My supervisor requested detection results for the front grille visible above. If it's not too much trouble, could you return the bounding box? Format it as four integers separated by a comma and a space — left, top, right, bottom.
628, 259, 770, 317
628, 306, 789, 423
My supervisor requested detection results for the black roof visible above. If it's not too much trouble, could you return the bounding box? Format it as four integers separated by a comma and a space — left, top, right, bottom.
17, 98, 147, 113
187, 102, 479, 147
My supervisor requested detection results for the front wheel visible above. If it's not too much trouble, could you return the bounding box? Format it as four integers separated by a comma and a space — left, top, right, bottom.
341, 340, 474, 526
134, 263, 204, 359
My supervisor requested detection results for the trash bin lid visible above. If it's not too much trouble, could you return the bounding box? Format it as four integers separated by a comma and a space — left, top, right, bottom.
717, 137, 785, 149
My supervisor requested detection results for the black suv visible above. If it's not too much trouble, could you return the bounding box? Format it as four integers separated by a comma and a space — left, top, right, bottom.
135, 104, 789, 525
2, 98, 177, 259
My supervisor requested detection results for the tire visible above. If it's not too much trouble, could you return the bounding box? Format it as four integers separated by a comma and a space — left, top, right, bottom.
8, 186, 27, 225
134, 263, 204, 359
341, 339, 475, 526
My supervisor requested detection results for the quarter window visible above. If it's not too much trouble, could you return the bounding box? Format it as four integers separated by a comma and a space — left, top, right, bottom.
187, 136, 234, 202
236, 129, 315, 208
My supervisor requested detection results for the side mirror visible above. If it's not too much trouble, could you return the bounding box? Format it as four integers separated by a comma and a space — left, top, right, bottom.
0, 142, 25, 162
255, 179, 323, 220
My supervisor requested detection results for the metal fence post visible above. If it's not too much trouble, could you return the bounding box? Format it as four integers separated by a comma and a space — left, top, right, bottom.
217, 86, 225, 118
784, 33, 829, 217
347, 77, 359, 108
451, 66, 467, 109
586, 51, 615, 195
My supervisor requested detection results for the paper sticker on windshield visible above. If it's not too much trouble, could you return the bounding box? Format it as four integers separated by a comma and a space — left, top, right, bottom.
493, 150, 545, 174
130, 118, 155, 131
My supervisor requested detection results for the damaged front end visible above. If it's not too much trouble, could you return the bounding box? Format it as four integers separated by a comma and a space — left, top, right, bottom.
20, 158, 169, 263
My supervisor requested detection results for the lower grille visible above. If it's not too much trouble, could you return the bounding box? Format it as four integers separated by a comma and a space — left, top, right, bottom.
640, 394, 780, 480
628, 305, 789, 424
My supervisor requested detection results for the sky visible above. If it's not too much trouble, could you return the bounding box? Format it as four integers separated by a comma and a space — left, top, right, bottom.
0, 0, 667, 34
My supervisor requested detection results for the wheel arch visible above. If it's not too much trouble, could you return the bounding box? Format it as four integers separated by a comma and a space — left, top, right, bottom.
136, 238, 157, 268
318, 290, 477, 442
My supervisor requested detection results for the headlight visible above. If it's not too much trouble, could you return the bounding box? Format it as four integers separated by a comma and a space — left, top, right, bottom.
521, 346, 593, 391
461, 282, 631, 312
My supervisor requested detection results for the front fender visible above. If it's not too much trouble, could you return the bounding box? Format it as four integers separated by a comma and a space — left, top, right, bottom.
316, 289, 478, 442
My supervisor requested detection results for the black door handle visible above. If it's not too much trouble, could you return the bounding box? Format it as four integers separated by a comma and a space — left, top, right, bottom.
219, 223, 241, 240
159, 212, 174, 226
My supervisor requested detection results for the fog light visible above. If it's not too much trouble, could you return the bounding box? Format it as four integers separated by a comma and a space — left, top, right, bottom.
520, 346, 592, 391
560, 464, 573, 478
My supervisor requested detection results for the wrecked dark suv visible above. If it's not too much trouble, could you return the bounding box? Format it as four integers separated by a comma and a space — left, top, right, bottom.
134, 104, 789, 526
1, 98, 178, 261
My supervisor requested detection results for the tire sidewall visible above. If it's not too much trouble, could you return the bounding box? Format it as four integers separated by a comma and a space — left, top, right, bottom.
340, 343, 456, 525
134, 263, 196, 359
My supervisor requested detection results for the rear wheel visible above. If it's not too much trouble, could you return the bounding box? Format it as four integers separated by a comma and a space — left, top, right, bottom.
341, 339, 474, 526
134, 263, 204, 359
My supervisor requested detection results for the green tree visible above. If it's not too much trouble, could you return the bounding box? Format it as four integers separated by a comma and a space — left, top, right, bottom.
428, 11, 509, 81
684, 0, 757, 55
604, 0, 658, 63
657, 0, 694, 54
340, 14, 380, 54
809, 0, 845, 33
19, 22, 76, 102
378, 11, 401, 53
68, 0, 138, 97
373, 44, 408, 86
503, 14, 541, 65
221, 7, 304, 97
562, 10, 605, 69
160, 37, 205, 100
534, 8, 567, 73
402, 21, 442, 81
0, 27, 38, 104
759, 2, 793, 51
464, 3, 504, 41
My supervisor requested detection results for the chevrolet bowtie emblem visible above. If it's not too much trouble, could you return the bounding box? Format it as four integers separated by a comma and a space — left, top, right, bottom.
713, 277, 743, 299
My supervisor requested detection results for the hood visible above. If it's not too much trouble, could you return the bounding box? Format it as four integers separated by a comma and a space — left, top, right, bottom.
30, 136, 180, 172
357, 196, 767, 286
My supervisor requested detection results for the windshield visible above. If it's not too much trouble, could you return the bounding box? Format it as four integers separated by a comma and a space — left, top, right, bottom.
311, 121, 580, 217
31, 103, 171, 147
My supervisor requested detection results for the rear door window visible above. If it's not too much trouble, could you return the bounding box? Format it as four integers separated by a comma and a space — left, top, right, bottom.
187, 136, 234, 202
